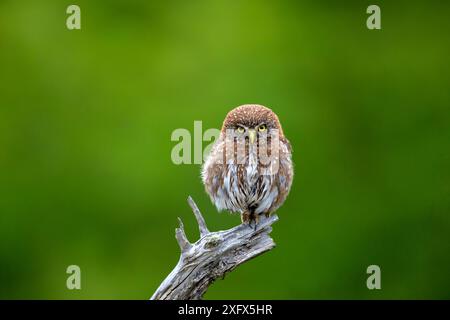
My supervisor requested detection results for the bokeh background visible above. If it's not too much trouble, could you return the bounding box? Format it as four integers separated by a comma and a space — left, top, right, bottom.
0, 0, 449, 299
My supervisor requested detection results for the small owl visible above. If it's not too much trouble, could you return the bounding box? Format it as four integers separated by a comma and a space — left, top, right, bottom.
202, 104, 293, 226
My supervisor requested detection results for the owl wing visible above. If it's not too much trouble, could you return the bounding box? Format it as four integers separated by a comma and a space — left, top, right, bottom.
201, 140, 226, 207
268, 139, 294, 213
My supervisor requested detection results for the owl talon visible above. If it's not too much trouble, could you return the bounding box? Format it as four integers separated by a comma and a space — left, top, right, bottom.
241, 212, 251, 225
241, 212, 260, 230
247, 219, 256, 230
247, 213, 259, 230
254, 215, 259, 230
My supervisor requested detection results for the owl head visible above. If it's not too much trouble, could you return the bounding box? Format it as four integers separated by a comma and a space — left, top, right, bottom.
221, 104, 285, 144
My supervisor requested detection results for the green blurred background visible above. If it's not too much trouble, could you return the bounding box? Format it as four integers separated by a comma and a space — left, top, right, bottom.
0, 0, 449, 299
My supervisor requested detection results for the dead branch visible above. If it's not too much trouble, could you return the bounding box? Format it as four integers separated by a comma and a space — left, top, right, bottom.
150, 196, 278, 300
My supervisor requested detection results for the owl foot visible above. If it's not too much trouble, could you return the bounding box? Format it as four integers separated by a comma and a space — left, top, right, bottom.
241, 212, 251, 225
241, 212, 259, 230
249, 214, 259, 230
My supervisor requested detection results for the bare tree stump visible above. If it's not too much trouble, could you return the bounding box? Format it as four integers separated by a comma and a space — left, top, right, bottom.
150, 196, 278, 300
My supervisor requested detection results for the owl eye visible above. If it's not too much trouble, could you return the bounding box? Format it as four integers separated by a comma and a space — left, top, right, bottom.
236, 126, 245, 134
258, 124, 267, 132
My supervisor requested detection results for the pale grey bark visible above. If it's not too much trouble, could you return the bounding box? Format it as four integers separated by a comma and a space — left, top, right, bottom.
150, 196, 278, 300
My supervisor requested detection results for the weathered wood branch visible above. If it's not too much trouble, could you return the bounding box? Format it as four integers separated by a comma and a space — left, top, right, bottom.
150, 196, 278, 300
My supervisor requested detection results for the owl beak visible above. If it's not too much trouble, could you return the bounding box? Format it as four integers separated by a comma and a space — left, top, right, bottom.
248, 129, 256, 144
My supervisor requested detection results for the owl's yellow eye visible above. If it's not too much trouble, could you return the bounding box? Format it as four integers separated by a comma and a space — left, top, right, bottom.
236, 126, 245, 134
258, 124, 267, 132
